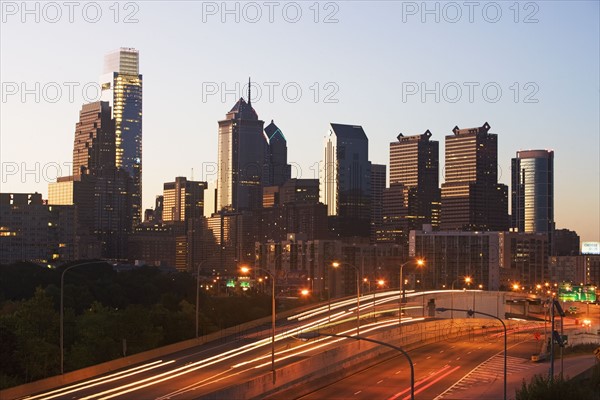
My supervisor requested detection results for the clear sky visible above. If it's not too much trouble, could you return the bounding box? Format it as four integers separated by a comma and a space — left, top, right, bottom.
1, 1, 599, 242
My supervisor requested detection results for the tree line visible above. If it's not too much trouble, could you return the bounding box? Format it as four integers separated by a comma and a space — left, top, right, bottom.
0, 262, 277, 389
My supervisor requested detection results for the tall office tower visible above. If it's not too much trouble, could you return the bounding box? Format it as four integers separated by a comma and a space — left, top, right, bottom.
162, 177, 207, 223
217, 81, 267, 211
511, 150, 554, 251
265, 120, 291, 186
72, 102, 115, 176
320, 123, 371, 237
100, 47, 143, 226
49, 101, 132, 260
389, 130, 440, 230
440, 122, 509, 231
370, 164, 386, 240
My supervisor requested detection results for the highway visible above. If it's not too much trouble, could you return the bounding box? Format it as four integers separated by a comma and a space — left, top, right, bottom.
15, 290, 550, 400
21, 290, 424, 400
294, 330, 540, 400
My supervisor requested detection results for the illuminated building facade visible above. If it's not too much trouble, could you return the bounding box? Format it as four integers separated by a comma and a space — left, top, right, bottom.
440, 122, 509, 231
162, 177, 206, 223
49, 102, 132, 260
100, 47, 143, 226
320, 123, 371, 237
0, 193, 76, 265
216, 82, 266, 211
72, 102, 115, 176
389, 130, 440, 230
511, 149, 554, 252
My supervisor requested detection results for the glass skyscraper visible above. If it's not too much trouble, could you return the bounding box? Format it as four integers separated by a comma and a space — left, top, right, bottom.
511, 149, 554, 234
100, 47, 143, 226
320, 123, 371, 237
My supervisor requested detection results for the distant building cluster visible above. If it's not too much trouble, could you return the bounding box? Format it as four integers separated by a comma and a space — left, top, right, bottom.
1, 48, 598, 295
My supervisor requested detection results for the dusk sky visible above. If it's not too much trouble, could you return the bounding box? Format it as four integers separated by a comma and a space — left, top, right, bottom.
1, 1, 598, 241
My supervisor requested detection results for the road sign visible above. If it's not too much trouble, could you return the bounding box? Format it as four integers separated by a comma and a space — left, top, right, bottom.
594, 347, 600, 360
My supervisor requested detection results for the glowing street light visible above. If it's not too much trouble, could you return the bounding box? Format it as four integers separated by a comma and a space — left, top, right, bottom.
399, 259, 425, 331
240, 265, 276, 383
451, 276, 472, 319
332, 261, 361, 337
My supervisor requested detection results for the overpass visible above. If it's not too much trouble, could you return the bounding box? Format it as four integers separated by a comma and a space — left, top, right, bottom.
3, 290, 591, 399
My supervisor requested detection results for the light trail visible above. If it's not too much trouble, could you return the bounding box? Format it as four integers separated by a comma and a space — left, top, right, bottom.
19, 360, 170, 400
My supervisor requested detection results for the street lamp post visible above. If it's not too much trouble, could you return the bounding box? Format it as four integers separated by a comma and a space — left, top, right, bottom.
60, 261, 103, 375
194, 257, 221, 339
450, 276, 471, 319
332, 262, 361, 337
241, 266, 276, 383
436, 307, 507, 400
298, 332, 415, 400
375, 279, 385, 319
399, 259, 425, 330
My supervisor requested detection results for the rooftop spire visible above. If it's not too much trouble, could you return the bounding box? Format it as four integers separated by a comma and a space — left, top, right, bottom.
248, 77, 251, 107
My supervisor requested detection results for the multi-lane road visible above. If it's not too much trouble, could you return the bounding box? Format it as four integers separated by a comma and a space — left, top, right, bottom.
293, 331, 540, 400
15, 290, 550, 400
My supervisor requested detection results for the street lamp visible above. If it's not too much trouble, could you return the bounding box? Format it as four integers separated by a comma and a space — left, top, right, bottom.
195, 257, 220, 339
298, 332, 415, 400
437, 307, 507, 400
450, 276, 471, 319
60, 261, 104, 374
399, 259, 425, 327
241, 265, 276, 383
374, 279, 385, 319
332, 261, 361, 337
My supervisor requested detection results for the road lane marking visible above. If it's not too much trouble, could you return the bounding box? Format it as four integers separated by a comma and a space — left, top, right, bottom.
427, 356, 431, 359
456, 357, 460, 360
401, 366, 461, 400
434, 345, 536, 399
386, 365, 452, 400
355, 390, 362, 395
439, 350, 444, 353
378, 380, 384, 384
395, 370, 402, 375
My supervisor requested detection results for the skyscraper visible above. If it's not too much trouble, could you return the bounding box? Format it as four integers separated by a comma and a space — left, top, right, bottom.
440, 122, 508, 231
216, 80, 266, 211
511, 150, 554, 233
370, 164, 386, 240
320, 123, 371, 237
512, 149, 554, 253
72, 102, 115, 176
49, 102, 132, 259
162, 177, 206, 223
265, 120, 291, 186
100, 47, 143, 226
389, 130, 440, 230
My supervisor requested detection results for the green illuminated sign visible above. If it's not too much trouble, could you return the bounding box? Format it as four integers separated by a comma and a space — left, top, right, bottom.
558, 284, 597, 302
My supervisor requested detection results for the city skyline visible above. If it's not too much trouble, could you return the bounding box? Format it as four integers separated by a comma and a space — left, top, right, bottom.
1, 2, 598, 242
